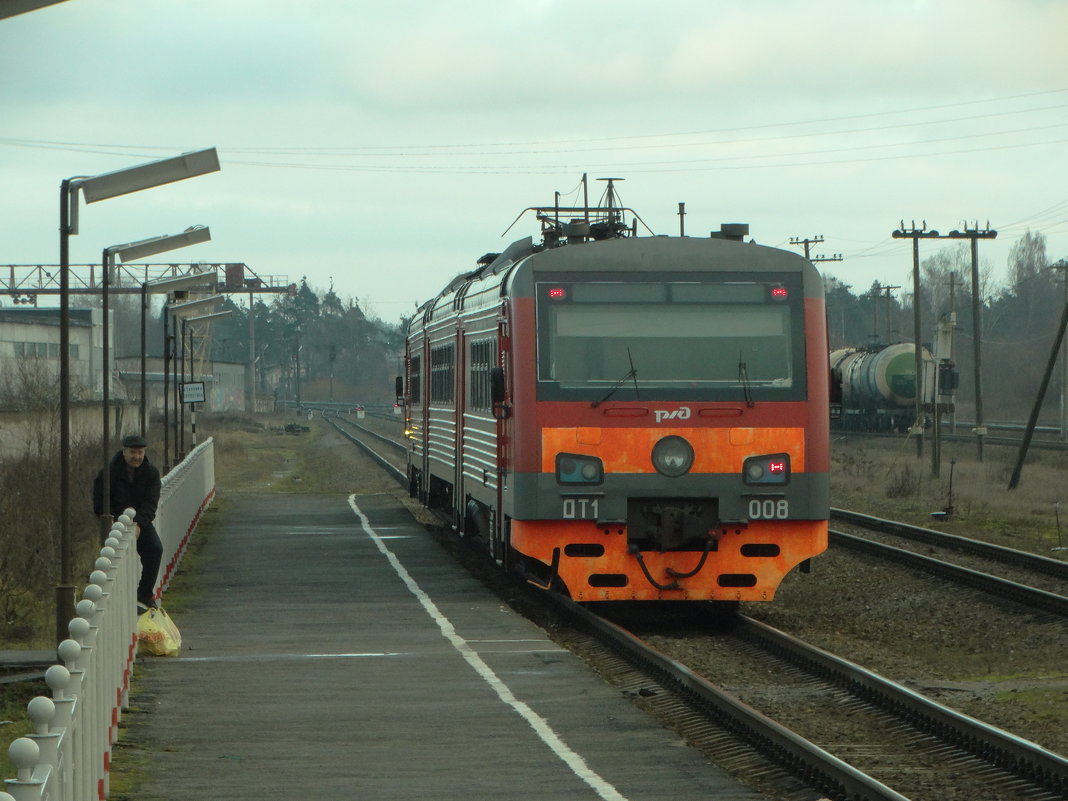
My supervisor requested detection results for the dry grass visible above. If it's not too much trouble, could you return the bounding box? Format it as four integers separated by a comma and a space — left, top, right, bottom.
210, 412, 374, 495
831, 433, 1068, 554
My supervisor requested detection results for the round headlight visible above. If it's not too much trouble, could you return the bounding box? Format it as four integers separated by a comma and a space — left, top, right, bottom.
651, 436, 694, 477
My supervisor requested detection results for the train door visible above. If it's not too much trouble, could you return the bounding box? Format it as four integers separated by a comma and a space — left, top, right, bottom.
492, 305, 512, 567
406, 333, 429, 501
458, 317, 501, 552
451, 323, 465, 529
426, 323, 458, 513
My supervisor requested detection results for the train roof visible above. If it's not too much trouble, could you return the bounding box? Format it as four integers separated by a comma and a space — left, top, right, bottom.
410, 233, 823, 333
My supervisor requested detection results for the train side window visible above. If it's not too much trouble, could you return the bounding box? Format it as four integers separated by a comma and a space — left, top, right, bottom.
469, 338, 495, 412
410, 355, 422, 404
430, 344, 454, 404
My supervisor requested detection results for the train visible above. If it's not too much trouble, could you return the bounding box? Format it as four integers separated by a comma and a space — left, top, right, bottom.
400, 194, 830, 603
829, 343, 937, 432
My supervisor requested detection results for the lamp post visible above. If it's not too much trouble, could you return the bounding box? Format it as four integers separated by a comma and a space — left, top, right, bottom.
57, 148, 219, 643
99, 229, 212, 540
141, 269, 218, 436
1051, 259, 1068, 442
165, 295, 224, 467
183, 310, 233, 447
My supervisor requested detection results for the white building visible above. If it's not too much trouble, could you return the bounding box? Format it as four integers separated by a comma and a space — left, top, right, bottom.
0, 307, 112, 406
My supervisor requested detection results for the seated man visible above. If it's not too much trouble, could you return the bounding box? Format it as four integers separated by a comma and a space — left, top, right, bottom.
93, 433, 163, 613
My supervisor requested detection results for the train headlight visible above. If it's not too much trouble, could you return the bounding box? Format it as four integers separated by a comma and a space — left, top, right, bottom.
742, 453, 790, 485
556, 453, 604, 485
651, 436, 694, 477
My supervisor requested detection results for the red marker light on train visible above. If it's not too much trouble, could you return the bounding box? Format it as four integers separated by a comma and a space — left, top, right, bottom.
770, 287, 788, 299
548, 287, 567, 299
742, 453, 790, 485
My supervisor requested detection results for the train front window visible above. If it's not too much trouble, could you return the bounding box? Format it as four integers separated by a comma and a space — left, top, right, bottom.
536, 278, 805, 402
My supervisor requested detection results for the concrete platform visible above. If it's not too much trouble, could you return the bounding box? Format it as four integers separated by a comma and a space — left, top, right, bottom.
123, 490, 768, 800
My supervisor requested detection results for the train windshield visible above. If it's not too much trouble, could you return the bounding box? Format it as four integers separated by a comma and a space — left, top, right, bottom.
535, 277, 806, 402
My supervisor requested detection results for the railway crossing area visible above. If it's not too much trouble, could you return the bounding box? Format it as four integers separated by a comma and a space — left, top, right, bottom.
119, 490, 767, 800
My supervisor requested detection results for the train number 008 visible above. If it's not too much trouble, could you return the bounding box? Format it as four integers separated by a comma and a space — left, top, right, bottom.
748, 499, 789, 519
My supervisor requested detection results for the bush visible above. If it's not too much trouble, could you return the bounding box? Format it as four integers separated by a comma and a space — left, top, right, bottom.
0, 413, 100, 649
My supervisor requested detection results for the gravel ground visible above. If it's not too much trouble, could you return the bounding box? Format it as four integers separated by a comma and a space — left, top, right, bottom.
735, 547, 1068, 756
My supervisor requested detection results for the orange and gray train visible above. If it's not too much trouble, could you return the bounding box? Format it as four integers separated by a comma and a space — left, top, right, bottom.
402, 226, 830, 602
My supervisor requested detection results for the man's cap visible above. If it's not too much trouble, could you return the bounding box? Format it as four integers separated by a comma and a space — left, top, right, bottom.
122, 434, 148, 448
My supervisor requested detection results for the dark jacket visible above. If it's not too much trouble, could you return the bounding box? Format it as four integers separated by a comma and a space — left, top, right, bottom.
92, 451, 162, 529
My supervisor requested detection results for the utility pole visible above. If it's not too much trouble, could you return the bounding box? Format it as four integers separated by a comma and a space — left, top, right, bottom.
247, 290, 256, 414
1009, 295, 1068, 489
868, 283, 901, 345
947, 223, 997, 461
790, 235, 843, 266
867, 282, 882, 346
892, 221, 943, 460
892, 220, 997, 470
945, 271, 959, 434
882, 284, 902, 343
825, 277, 851, 347
1050, 259, 1068, 442
790, 235, 822, 260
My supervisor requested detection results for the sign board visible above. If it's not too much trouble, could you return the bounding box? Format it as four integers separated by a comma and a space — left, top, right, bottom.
181, 381, 206, 404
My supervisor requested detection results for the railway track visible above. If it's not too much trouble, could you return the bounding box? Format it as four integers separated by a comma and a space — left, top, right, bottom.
323, 410, 406, 480
590, 603, 1068, 801
830, 509, 1068, 617
321, 409, 1068, 801
834, 427, 1068, 452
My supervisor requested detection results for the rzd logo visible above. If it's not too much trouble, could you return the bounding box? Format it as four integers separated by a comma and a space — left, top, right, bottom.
654, 407, 692, 424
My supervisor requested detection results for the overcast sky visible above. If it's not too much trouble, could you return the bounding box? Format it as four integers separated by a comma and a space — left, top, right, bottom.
2, 0, 1066, 323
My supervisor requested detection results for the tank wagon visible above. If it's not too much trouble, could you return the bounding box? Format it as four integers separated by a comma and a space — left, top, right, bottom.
830, 344, 935, 432
402, 194, 830, 602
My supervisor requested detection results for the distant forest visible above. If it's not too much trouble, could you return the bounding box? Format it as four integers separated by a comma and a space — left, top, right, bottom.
110, 279, 407, 406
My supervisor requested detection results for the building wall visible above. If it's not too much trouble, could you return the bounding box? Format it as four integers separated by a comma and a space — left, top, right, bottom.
115, 356, 247, 413
0, 309, 109, 404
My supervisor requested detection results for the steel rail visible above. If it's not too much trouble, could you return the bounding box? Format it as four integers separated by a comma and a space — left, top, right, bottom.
543, 593, 912, 801
835, 429, 1068, 451
333, 412, 407, 455
832, 508, 1068, 580
830, 529, 1068, 616
733, 615, 1068, 798
321, 412, 406, 484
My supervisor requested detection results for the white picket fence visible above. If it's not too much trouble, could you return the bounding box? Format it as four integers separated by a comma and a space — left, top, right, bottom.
3, 439, 216, 801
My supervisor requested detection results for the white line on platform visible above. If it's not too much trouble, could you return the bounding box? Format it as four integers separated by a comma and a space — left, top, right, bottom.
348, 495, 628, 801
172, 652, 406, 662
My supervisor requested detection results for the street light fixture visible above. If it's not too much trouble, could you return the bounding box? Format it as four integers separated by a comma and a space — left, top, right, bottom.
99, 227, 212, 539
0, 0, 73, 19
168, 294, 226, 316
185, 310, 233, 324
57, 147, 219, 643
71, 149, 220, 209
